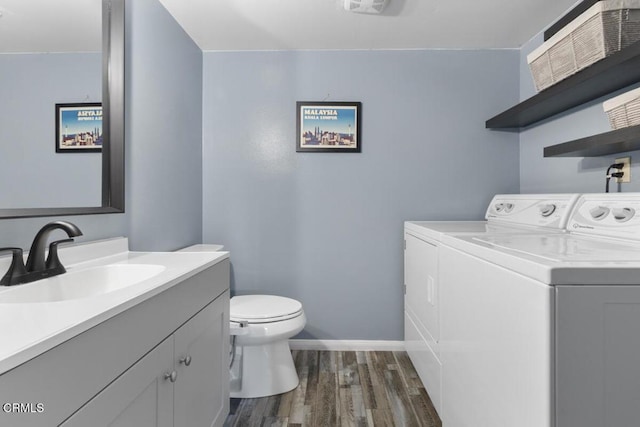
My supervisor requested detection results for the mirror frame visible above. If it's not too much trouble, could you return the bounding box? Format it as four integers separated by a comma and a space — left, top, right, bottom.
0, 0, 125, 219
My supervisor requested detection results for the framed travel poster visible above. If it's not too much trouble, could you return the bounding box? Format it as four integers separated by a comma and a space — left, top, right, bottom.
296, 101, 361, 153
55, 103, 103, 153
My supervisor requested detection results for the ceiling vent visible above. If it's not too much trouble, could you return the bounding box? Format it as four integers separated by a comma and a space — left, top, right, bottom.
344, 0, 388, 14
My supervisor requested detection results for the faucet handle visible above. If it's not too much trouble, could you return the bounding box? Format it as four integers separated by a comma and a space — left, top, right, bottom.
0, 247, 28, 287
45, 239, 75, 273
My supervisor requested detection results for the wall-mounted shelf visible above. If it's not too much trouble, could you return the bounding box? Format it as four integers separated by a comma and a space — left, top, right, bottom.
486, 41, 640, 129
490, 0, 640, 158
544, 125, 640, 157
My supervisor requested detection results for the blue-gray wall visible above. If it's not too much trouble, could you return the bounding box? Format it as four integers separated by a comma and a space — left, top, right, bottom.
519, 32, 640, 193
202, 50, 520, 340
13, 0, 631, 343
125, 0, 203, 251
0, 53, 102, 209
0, 52, 125, 248
0, 0, 201, 253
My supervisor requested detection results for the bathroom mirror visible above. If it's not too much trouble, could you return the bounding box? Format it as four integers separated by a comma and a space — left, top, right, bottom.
0, 0, 124, 219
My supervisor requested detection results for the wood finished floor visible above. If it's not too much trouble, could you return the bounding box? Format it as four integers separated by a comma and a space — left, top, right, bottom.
224, 350, 442, 427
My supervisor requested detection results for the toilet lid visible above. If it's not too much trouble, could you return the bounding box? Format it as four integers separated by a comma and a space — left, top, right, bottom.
230, 295, 303, 323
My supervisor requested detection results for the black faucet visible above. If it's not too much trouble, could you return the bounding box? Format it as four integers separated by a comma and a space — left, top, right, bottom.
25, 221, 83, 273
0, 221, 83, 286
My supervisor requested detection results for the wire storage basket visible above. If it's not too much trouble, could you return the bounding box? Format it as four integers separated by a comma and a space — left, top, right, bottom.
527, 0, 640, 92
603, 86, 640, 129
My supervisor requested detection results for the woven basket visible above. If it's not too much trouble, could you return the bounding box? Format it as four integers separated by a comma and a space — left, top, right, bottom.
603, 86, 640, 129
528, 0, 640, 92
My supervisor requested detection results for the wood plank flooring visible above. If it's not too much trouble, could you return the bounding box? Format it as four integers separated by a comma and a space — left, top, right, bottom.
224, 350, 442, 427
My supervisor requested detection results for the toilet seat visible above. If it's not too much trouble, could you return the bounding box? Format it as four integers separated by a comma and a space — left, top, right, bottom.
230, 295, 303, 324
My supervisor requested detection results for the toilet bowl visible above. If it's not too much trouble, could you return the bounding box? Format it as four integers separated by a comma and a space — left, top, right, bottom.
230, 295, 306, 398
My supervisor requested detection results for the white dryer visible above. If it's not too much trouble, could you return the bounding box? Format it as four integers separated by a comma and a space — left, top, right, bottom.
403, 193, 579, 415
438, 193, 640, 427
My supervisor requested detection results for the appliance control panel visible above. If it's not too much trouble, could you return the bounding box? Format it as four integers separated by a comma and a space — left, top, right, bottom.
568, 193, 640, 240
485, 194, 580, 229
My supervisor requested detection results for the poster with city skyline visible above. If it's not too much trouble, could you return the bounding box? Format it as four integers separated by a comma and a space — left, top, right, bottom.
296, 101, 361, 153
55, 103, 103, 153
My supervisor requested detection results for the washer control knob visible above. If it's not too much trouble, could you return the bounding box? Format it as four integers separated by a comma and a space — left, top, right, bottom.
539, 204, 556, 217
494, 203, 504, 213
589, 206, 610, 221
504, 203, 514, 213
613, 207, 635, 223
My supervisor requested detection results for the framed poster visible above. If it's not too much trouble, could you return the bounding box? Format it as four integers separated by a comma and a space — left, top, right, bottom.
296, 101, 361, 153
55, 103, 103, 153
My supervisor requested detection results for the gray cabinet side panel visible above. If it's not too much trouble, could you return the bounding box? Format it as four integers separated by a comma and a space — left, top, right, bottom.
556, 286, 640, 427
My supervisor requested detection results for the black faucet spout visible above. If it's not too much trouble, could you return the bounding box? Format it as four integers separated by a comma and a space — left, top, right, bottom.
25, 221, 83, 273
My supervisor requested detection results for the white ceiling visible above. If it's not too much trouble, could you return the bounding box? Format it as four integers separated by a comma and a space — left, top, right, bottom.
157, 0, 580, 51
0, 0, 580, 53
0, 0, 102, 53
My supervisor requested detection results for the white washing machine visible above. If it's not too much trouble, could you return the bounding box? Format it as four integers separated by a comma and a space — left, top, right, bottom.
438, 193, 640, 427
403, 193, 579, 414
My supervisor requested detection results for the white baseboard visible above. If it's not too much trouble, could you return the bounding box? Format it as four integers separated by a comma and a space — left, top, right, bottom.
288, 339, 405, 351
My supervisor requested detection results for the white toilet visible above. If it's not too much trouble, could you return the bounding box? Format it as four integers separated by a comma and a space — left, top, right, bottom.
176, 243, 306, 399
229, 294, 306, 398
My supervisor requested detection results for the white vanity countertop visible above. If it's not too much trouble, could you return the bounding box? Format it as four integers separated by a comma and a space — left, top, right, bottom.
0, 238, 229, 375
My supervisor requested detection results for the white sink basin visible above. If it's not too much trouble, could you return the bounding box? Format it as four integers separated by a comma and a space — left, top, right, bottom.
0, 264, 166, 303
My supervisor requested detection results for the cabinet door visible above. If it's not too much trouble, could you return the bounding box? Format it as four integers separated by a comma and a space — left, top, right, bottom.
404, 233, 439, 344
60, 337, 174, 427
174, 290, 230, 427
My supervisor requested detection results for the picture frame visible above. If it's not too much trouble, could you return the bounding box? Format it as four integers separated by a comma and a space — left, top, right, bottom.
296, 101, 361, 153
55, 103, 103, 153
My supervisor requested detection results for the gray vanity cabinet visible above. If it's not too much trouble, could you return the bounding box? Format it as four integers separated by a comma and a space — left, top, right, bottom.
0, 259, 230, 427
62, 292, 229, 427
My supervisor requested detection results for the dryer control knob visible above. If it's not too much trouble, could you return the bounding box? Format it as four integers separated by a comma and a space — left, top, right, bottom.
504, 203, 514, 213
613, 207, 635, 223
539, 204, 556, 217
589, 206, 610, 220
494, 203, 504, 213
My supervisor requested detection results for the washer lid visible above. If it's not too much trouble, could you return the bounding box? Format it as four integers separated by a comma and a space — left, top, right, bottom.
230, 295, 302, 322
471, 234, 640, 262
